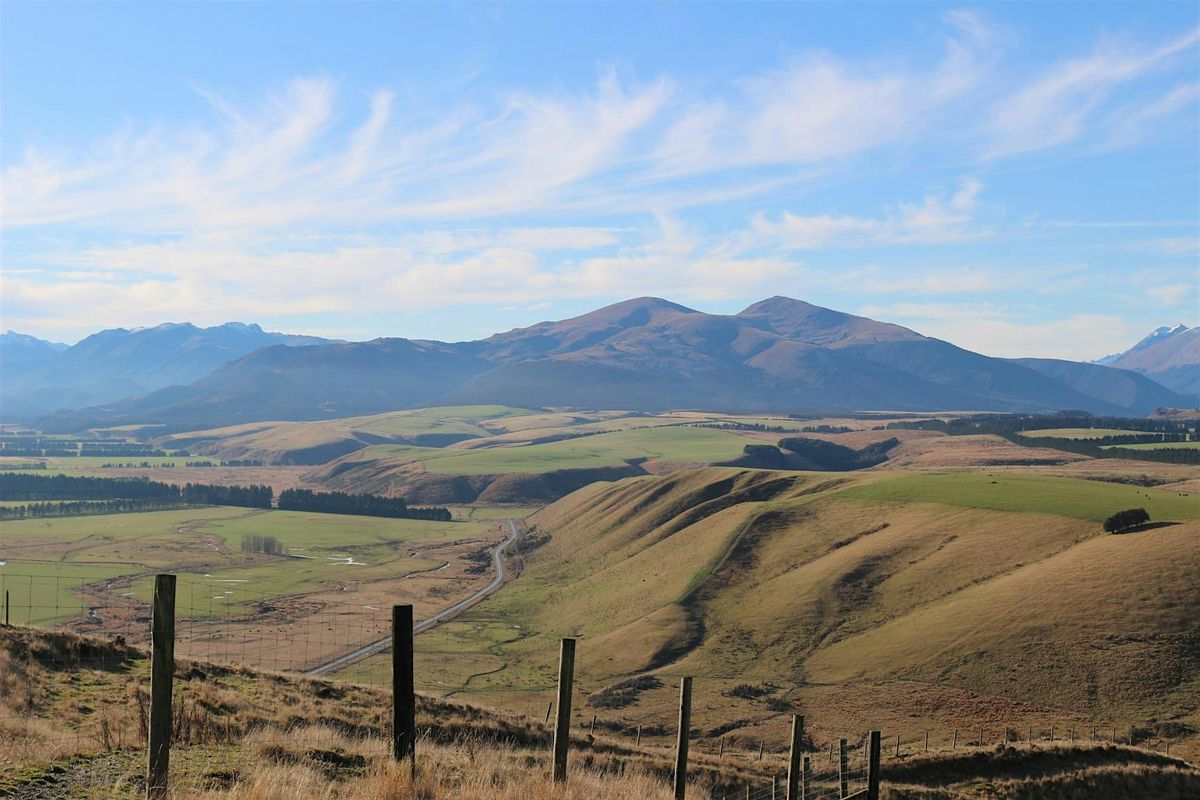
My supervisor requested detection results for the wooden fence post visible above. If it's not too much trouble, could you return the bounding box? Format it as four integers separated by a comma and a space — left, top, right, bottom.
636, 725, 642, 747
760, 739, 765, 760
801, 755, 811, 800
4, 589, 8, 626
952, 729, 957, 749
673, 676, 692, 800
785, 715, 802, 800
146, 574, 175, 800
894, 734, 900, 758
719, 737, 725, 759
924, 730, 929, 753
392, 605, 415, 764
551, 638, 575, 783
839, 738, 849, 797
545, 702, 552, 724
866, 730, 881, 800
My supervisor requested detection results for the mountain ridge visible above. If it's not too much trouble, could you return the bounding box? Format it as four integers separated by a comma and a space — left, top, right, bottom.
25, 297, 1192, 429
1093, 324, 1199, 395
1, 321, 337, 419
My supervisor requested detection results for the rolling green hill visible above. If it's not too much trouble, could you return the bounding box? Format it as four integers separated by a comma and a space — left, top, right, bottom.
440, 467, 1200, 758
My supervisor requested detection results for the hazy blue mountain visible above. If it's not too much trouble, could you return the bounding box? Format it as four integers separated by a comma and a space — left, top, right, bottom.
0, 331, 68, 367
1, 322, 334, 419
39, 298, 1192, 430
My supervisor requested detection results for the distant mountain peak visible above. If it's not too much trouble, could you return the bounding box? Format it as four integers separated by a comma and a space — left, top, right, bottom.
1094, 323, 1192, 365
737, 295, 925, 346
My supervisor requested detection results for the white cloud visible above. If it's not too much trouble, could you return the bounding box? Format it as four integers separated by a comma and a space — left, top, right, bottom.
862, 303, 1146, 361
985, 28, 1200, 157
751, 178, 987, 249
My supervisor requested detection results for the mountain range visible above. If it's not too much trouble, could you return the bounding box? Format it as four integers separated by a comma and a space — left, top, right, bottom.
0, 323, 334, 419
1095, 323, 1199, 395
16, 297, 1193, 431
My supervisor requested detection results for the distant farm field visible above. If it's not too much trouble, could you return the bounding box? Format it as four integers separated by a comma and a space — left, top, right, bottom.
838, 471, 1200, 522
1018, 427, 1159, 439
356, 425, 750, 476
1103, 440, 1200, 450
0, 506, 501, 627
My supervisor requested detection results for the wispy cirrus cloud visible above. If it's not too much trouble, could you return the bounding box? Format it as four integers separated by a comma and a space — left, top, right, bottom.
984, 27, 1200, 157
749, 178, 987, 249
2, 11, 1196, 348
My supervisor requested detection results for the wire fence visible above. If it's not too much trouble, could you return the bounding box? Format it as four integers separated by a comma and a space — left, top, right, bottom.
0, 570, 1184, 798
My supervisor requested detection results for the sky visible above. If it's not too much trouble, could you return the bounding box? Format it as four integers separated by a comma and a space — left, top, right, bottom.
1, 1, 1197, 361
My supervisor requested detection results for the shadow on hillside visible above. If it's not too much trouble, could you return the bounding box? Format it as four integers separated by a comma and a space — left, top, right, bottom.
1112, 521, 1182, 534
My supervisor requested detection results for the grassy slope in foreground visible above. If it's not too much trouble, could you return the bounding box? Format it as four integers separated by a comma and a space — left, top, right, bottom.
5, 626, 1196, 800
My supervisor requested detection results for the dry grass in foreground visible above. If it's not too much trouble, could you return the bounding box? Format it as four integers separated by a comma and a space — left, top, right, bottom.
2, 626, 1198, 799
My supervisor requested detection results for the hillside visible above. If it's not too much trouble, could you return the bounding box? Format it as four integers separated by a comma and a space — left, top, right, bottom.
435, 467, 1200, 760
37, 298, 1190, 430
1, 322, 333, 419
1097, 325, 1200, 396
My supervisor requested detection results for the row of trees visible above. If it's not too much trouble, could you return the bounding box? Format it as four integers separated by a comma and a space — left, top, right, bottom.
277, 488, 452, 520
0, 497, 185, 520
181, 483, 272, 508
0, 473, 180, 500
0, 474, 270, 509
0, 473, 451, 522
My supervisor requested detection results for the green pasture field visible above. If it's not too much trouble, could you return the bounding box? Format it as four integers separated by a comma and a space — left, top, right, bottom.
351, 405, 533, 438
447, 506, 540, 520
0, 507, 493, 623
358, 425, 752, 476
1018, 428, 1162, 439
840, 472, 1200, 522
1102, 441, 1200, 451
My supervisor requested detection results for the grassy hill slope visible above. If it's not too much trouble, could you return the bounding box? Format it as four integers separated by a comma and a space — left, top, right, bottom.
446, 467, 1200, 758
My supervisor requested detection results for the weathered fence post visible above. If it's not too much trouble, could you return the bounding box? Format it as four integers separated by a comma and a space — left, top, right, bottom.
673, 676, 692, 800
760, 739, 766, 760
4, 589, 8, 626
719, 737, 725, 759
866, 730, 882, 800
924, 730, 929, 753
952, 729, 957, 749
802, 755, 811, 800
785, 715, 802, 800
636, 725, 642, 747
392, 605, 415, 765
551, 638, 575, 782
146, 574, 175, 800
839, 738, 849, 798
590, 714, 597, 735
1091, 723, 1097, 741
894, 734, 900, 758
544, 701, 552, 724
771, 775, 778, 799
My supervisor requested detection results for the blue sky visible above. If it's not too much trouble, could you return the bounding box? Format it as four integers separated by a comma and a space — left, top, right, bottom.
1, 1, 1197, 360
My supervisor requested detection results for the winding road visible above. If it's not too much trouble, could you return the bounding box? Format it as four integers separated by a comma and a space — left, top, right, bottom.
302, 519, 519, 677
